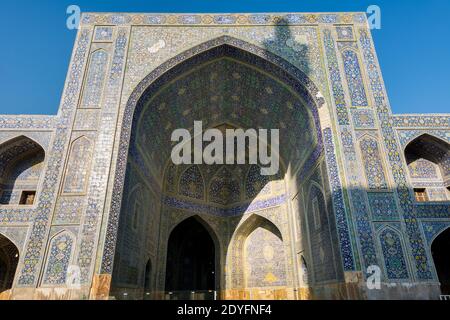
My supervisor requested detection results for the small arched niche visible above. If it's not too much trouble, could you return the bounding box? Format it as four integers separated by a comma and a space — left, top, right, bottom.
229, 214, 287, 293
405, 134, 450, 202
0, 136, 45, 205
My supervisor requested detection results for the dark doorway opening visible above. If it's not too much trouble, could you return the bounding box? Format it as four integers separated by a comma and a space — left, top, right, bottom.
0, 234, 19, 294
165, 217, 215, 293
431, 228, 450, 295
143, 259, 152, 300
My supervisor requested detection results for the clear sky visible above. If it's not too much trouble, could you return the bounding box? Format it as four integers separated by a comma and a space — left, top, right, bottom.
0, 0, 448, 115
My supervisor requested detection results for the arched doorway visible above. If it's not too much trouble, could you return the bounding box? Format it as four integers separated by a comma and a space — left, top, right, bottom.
431, 228, 450, 295
165, 217, 216, 299
0, 234, 19, 295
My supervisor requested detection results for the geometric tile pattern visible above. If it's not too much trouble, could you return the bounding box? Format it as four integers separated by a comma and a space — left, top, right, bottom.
359, 28, 433, 279
397, 130, 450, 147
245, 165, 271, 199
359, 136, 389, 190
322, 128, 356, 271
323, 29, 376, 272
16, 29, 92, 286
245, 225, 287, 287
178, 165, 204, 200
209, 168, 241, 205
352, 108, 376, 129
80, 50, 108, 109
408, 158, 439, 180
336, 26, 354, 40
342, 49, 368, 106
368, 192, 400, 221
75, 28, 129, 284
94, 26, 114, 42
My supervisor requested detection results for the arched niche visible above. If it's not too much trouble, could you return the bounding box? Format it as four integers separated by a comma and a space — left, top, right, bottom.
405, 134, 450, 202
0, 136, 45, 205
228, 214, 287, 292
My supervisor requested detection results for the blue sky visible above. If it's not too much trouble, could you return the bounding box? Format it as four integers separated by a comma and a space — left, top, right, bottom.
0, 0, 448, 115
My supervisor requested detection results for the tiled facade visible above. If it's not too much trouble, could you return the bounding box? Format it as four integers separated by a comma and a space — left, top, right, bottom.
0, 12, 448, 300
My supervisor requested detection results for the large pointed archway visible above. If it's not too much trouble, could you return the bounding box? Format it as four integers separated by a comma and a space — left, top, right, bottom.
105, 35, 343, 300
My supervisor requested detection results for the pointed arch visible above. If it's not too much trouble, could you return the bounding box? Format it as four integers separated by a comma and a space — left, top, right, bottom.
402, 132, 450, 150
404, 134, 449, 168
102, 34, 331, 276
42, 230, 76, 286
0, 233, 19, 293
165, 215, 219, 292
0, 135, 45, 205
404, 133, 450, 164
340, 47, 369, 107
168, 214, 220, 247
299, 255, 310, 287
305, 180, 341, 284
405, 134, 450, 201
229, 214, 286, 289
377, 226, 409, 280
233, 214, 283, 242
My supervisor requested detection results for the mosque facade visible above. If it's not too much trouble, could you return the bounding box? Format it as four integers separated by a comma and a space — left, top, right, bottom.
0, 12, 449, 300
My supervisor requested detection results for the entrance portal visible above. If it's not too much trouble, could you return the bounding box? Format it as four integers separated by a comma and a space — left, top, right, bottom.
165, 217, 216, 295
108, 37, 340, 300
